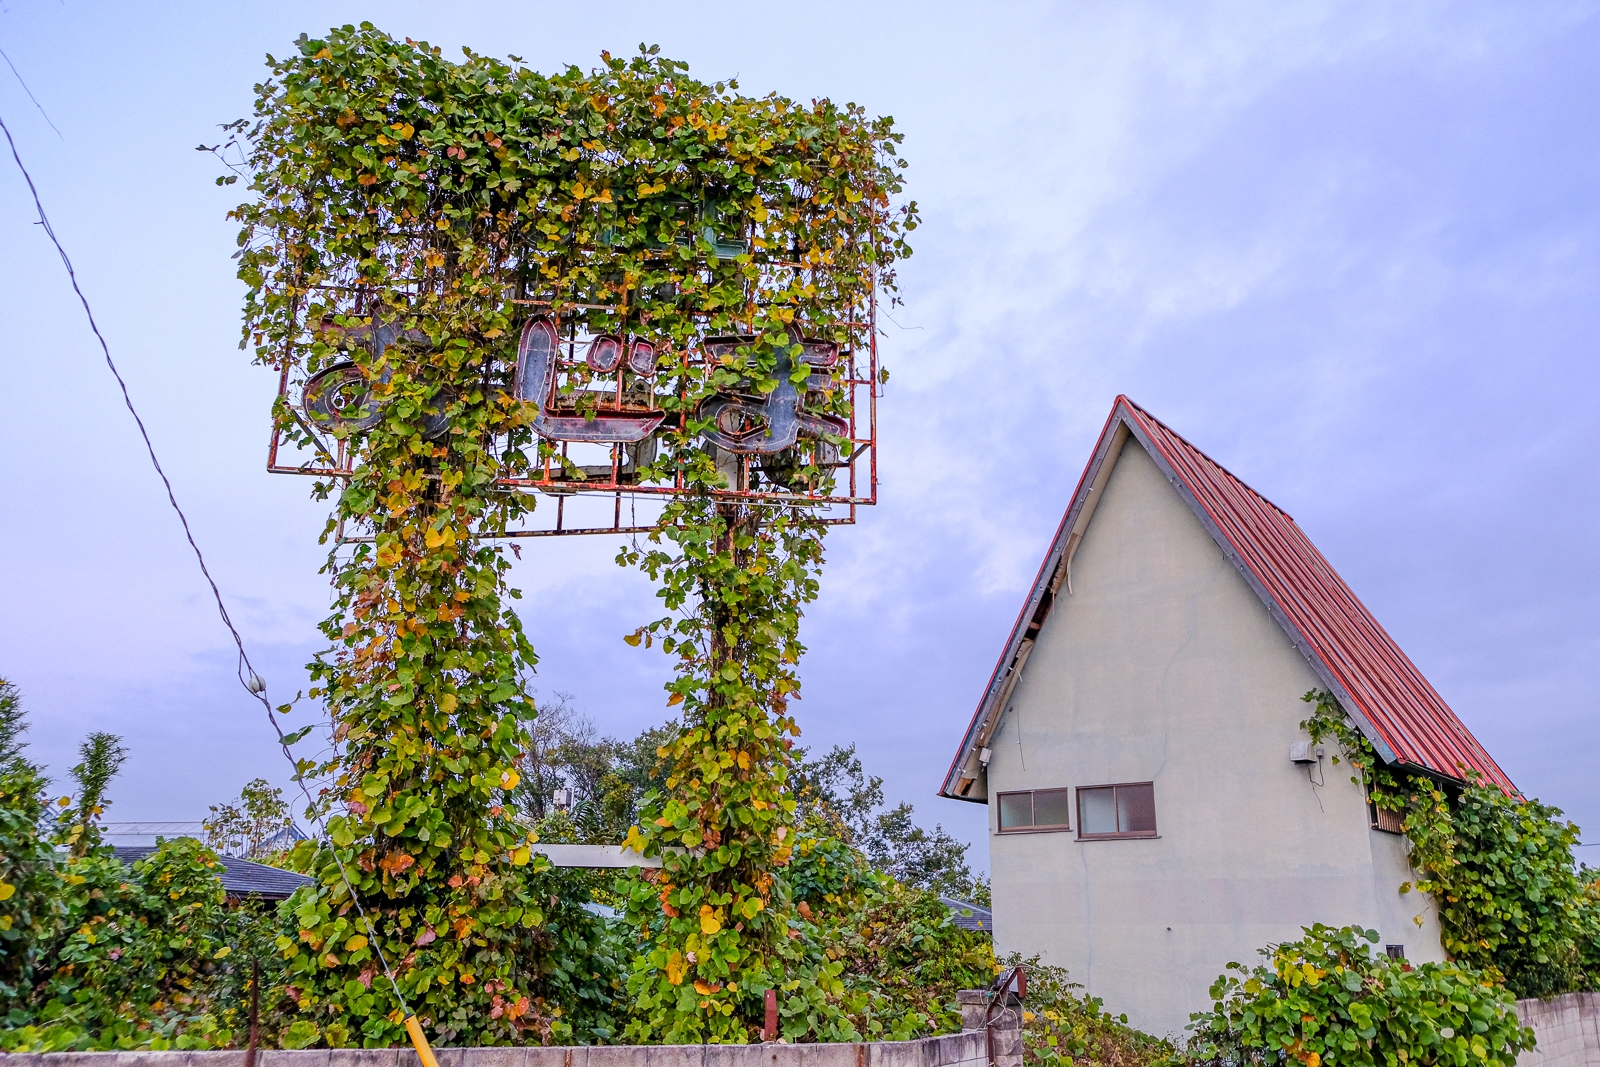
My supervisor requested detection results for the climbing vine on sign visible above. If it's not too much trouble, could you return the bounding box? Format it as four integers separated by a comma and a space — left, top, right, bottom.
227, 23, 912, 1045
1300, 690, 1597, 999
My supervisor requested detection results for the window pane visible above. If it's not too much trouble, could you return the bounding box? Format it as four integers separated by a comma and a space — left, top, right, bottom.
1079, 787, 1116, 834
1032, 788, 1072, 827
998, 791, 1033, 830
1117, 783, 1156, 834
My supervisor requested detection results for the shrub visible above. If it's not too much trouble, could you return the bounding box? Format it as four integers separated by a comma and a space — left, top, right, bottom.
1185, 924, 1533, 1067
1002, 956, 1174, 1067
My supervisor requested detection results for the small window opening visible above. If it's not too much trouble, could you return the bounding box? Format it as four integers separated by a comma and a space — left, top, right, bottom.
1385, 944, 1405, 961
996, 788, 1073, 832
1076, 783, 1157, 839
1369, 791, 1404, 834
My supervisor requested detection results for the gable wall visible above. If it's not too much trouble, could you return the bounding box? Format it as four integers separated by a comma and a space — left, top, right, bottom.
984, 440, 1442, 1038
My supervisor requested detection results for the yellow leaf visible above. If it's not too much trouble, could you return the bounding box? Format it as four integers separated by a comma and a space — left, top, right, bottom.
623, 632, 641, 647
345, 935, 368, 952
313, 47, 332, 59
667, 692, 684, 707
595, 188, 613, 203
622, 825, 647, 853
510, 845, 531, 866
1307, 1056, 1320, 1067
499, 769, 521, 790
440, 694, 458, 714
699, 905, 722, 935
425, 527, 446, 549
693, 980, 721, 995
214, 946, 232, 959
666, 951, 687, 985
0, 883, 14, 901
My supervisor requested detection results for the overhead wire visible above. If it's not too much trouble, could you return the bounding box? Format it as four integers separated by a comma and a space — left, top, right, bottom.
0, 109, 434, 1051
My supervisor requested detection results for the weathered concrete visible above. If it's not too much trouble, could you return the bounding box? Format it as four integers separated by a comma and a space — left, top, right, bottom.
1516, 992, 1600, 1066
984, 439, 1446, 1039
0, 1027, 1000, 1067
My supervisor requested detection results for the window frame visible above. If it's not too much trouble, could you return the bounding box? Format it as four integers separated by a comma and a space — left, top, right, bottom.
1075, 781, 1159, 840
994, 787, 1074, 834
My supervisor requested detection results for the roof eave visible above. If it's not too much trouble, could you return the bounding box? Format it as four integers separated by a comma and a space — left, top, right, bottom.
937, 402, 1135, 801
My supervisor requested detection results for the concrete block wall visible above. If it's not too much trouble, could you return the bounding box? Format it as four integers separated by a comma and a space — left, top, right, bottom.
1516, 992, 1600, 1067
0, 1029, 997, 1067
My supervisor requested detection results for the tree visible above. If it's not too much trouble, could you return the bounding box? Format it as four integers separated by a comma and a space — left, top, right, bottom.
796, 743, 989, 906
204, 778, 292, 860
0, 677, 26, 769
55, 732, 128, 858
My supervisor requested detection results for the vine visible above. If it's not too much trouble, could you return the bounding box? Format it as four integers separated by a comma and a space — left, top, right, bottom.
227, 24, 911, 1045
616, 500, 820, 1042
1300, 691, 1594, 998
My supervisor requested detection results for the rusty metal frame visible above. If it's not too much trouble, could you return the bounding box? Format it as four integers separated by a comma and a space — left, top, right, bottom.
265, 287, 880, 538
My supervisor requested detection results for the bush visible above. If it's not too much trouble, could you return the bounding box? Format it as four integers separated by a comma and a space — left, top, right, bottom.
1006, 956, 1175, 1067
1185, 924, 1534, 1067
0, 837, 250, 1052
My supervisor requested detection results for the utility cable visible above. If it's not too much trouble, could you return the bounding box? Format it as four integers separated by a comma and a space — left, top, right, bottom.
0, 110, 433, 1053
0, 47, 64, 140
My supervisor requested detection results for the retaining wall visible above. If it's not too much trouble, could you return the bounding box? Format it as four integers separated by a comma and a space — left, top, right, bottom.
0, 1029, 998, 1067
1517, 992, 1600, 1067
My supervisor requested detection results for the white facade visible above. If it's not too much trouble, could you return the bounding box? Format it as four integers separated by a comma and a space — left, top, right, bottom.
981, 439, 1443, 1038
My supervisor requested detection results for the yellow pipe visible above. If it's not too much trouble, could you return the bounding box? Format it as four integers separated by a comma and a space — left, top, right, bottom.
404, 1015, 439, 1067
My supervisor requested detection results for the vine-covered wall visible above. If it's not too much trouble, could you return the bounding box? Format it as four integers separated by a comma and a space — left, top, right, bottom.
1301, 690, 1600, 1000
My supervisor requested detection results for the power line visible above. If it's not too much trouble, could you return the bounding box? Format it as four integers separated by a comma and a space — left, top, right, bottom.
0, 46, 64, 140
0, 108, 417, 1027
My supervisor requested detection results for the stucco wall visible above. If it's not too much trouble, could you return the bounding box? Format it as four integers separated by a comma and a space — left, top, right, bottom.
984, 440, 1443, 1039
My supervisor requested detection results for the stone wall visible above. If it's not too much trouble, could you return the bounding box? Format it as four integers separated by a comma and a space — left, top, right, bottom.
0, 1028, 1001, 1067
1517, 992, 1600, 1067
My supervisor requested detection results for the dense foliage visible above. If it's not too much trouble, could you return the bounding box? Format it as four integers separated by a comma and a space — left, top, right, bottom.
618, 812, 993, 1043
0, 683, 255, 1052
1186, 924, 1533, 1067
1007, 956, 1175, 1067
1301, 691, 1598, 998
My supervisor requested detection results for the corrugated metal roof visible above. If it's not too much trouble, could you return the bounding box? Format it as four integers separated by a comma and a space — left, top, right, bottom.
114, 845, 313, 900
940, 396, 1513, 800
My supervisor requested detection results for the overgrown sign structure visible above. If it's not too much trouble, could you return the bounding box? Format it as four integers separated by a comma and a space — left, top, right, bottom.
230, 26, 913, 1046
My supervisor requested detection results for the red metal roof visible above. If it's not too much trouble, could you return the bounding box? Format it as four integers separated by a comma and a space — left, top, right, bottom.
940, 396, 1513, 800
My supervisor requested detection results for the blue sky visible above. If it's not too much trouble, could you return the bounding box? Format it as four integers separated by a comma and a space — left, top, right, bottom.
1, 1, 1596, 864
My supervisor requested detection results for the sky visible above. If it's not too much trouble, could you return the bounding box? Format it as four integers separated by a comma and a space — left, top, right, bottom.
1, 1, 1597, 867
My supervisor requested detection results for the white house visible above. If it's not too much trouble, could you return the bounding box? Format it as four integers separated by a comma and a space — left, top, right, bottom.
938, 396, 1513, 1038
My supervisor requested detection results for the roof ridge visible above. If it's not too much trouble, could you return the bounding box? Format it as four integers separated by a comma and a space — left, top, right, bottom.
1119, 396, 1293, 520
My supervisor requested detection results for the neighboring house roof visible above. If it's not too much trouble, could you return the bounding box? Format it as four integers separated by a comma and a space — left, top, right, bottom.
113, 845, 313, 901
940, 396, 1514, 801
940, 896, 993, 932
